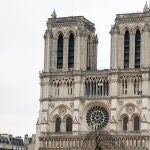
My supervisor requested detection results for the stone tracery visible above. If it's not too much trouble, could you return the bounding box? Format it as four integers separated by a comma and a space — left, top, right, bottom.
51, 78, 74, 97
85, 77, 109, 97
86, 106, 109, 130
119, 74, 142, 96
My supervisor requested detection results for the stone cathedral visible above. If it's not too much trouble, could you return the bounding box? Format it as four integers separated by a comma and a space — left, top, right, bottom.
36, 3, 150, 150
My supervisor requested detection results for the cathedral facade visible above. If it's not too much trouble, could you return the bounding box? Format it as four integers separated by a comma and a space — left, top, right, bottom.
36, 4, 150, 150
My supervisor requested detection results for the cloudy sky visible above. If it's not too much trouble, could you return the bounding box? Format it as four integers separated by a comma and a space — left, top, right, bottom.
0, 0, 146, 137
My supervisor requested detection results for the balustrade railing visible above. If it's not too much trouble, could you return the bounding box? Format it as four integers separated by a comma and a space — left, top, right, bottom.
39, 131, 150, 149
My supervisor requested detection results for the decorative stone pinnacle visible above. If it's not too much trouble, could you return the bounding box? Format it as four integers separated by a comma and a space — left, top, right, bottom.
51, 9, 57, 18
143, 1, 149, 12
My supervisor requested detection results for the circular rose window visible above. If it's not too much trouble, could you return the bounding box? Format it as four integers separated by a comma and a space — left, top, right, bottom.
86, 106, 109, 130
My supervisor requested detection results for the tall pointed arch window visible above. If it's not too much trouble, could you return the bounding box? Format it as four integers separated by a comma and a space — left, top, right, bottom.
134, 116, 140, 131
57, 34, 63, 69
68, 33, 74, 68
135, 29, 141, 68
66, 117, 72, 132
123, 116, 128, 131
87, 36, 91, 70
124, 30, 130, 68
55, 117, 61, 132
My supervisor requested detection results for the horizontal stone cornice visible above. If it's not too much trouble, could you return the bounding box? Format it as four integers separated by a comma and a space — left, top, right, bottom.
39, 67, 150, 79
39, 95, 150, 102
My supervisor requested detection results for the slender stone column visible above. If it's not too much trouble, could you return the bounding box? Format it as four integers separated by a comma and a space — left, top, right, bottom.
93, 37, 98, 70
129, 33, 135, 68
128, 119, 132, 131
61, 121, 66, 132
51, 38, 57, 70
74, 34, 81, 70
81, 36, 88, 70
128, 79, 132, 96
110, 26, 119, 69
63, 37, 68, 70
141, 24, 150, 68
110, 99, 118, 131
73, 76, 81, 133
119, 34, 124, 69
141, 97, 149, 131
142, 73, 149, 95
110, 74, 118, 96
44, 33, 51, 72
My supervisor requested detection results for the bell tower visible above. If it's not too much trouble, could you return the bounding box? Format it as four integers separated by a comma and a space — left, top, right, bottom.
110, 2, 150, 69
35, 11, 98, 150
43, 11, 98, 72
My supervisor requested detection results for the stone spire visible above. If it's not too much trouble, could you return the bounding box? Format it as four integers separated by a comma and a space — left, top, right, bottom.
51, 9, 57, 18
143, 1, 149, 12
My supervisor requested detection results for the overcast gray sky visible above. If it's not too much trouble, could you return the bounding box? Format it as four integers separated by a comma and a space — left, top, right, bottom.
0, 0, 146, 137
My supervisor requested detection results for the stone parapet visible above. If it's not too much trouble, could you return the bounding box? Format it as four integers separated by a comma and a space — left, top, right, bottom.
38, 131, 150, 150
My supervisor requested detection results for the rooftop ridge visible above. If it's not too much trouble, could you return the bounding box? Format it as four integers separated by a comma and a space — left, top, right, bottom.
48, 16, 95, 27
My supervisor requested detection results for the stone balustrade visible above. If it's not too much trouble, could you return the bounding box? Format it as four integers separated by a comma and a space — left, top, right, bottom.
38, 132, 150, 150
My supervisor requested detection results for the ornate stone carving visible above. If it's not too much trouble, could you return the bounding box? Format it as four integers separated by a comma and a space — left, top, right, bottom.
110, 115, 116, 123
126, 104, 135, 115
142, 114, 147, 122
44, 78, 49, 83
73, 116, 79, 124
107, 99, 111, 105
136, 100, 142, 105
143, 23, 150, 32
77, 22, 87, 36
110, 25, 120, 34
49, 103, 55, 109
85, 76, 109, 97
41, 117, 48, 124
70, 102, 74, 108
58, 106, 67, 116
36, 119, 40, 125
47, 23, 52, 31
86, 106, 109, 130
51, 78, 74, 86
41, 78, 50, 86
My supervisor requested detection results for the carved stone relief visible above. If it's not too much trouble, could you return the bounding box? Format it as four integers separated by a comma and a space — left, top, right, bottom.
136, 100, 142, 105
49, 103, 55, 109
58, 106, 67, 116
70, 102, 74, 109
126, 104, 135, 115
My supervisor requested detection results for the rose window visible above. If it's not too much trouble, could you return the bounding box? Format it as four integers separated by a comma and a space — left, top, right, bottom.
86, 106, 109, 129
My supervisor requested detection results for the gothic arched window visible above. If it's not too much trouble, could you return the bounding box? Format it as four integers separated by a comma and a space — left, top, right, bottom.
66, 117, 72, 132
123, 116, 128, 131
57, 34, 63, 69
134, 116, 140, 131
68, 33, 74, 68
135, 29, 141, 68
87, 36, 91, 70
124, 30, 130, 68
122, 79, 128, 95
55, 117, 61, 132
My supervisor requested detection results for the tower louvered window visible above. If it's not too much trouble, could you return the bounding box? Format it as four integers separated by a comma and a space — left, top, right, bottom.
68, 34, 74, 68
57, 34, 63, 69
66, 117, 72, 132
124, 30, 130, 68
87, 36, 90, 70
135, 30, 141, 68
134, 116, 140, 131
55, 117, 61, 132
